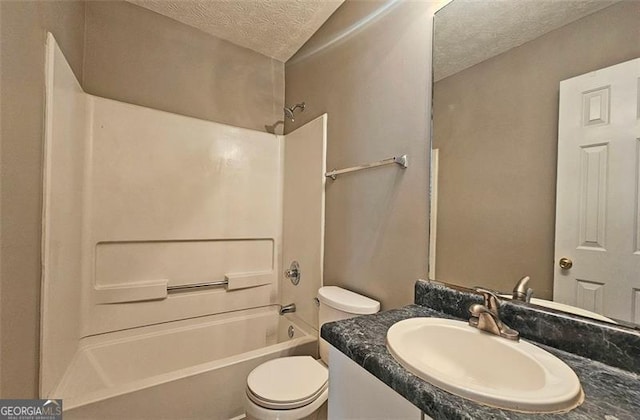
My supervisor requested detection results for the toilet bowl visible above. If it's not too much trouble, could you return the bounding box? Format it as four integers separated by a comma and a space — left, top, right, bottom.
244, 286, 380, 420
244, 356, 328, 420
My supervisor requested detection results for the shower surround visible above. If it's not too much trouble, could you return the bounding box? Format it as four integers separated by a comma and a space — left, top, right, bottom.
41, 34, 326, 418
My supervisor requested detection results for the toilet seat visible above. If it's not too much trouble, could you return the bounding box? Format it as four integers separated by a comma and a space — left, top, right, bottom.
246, 356, 328, 410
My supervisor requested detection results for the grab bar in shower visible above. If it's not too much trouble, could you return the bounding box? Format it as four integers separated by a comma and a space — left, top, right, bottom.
167, 280, 228, 292
167, 272, 273, 293
96, 272, 273, 304
325, 154, 408, 180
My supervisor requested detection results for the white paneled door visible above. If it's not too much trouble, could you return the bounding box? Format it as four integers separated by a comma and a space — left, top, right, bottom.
554, 58, 640, 323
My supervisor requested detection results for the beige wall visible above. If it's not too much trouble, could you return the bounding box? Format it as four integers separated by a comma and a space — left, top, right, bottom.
285, 0, 436, 310
0, 0, 86, 398
433, 2, 640, 298
1, 0, 285, 397
83, 1, 284, 134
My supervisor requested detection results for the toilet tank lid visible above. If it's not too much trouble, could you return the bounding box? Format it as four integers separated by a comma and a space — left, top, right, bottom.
317, 286, 380, 314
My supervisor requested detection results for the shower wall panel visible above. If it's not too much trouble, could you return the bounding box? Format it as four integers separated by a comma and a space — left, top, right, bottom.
281, 114, 327, 330
82, 96, 283, 336
40, 33, 88, 398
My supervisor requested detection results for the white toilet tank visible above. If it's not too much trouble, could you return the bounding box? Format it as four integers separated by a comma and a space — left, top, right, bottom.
317, 286, 380, 364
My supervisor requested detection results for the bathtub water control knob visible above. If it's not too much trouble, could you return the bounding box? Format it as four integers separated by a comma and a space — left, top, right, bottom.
285, 261, 301, 285
288, 325, 295, 339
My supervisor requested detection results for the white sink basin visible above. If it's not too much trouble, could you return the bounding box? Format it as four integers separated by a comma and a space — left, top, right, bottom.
386, 318, 583, 413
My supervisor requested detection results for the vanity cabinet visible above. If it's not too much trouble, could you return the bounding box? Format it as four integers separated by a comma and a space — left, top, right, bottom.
328, 345, 430, 420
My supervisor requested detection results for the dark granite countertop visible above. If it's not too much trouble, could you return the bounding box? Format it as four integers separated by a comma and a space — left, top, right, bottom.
321, 304, 640, 420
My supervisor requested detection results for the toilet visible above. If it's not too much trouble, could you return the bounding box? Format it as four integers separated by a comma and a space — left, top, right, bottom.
244, 286, 380, 420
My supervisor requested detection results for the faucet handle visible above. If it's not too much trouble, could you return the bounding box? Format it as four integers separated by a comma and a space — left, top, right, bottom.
469, 303, 489, 317
474, 288, 501, 313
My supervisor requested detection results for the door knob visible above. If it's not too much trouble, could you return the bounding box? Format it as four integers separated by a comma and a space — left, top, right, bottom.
559, 257, 573, 270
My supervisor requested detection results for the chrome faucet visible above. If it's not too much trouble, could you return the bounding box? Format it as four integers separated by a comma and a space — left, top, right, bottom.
469, 288, 519, 341
279, 303, 296, 315
512, 275, 533, 303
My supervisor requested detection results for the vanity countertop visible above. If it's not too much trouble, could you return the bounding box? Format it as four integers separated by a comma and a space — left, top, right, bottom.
321, 304, 640, 420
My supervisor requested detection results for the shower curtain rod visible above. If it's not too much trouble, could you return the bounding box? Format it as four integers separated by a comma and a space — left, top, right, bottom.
325, 154, 408, 180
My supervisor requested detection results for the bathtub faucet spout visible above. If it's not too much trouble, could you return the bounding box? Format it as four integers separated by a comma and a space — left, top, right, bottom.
279, 303, 296, 315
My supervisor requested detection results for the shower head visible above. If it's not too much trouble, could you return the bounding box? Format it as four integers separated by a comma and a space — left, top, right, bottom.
283, 102, 305, 122
284, 107, 295, 121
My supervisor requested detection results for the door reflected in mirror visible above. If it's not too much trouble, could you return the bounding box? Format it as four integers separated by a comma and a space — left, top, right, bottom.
430, 0, 640, 326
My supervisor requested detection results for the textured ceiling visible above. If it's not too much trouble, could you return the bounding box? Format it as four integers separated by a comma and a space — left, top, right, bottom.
128, 0, 345, 62
434, 0, 619, 81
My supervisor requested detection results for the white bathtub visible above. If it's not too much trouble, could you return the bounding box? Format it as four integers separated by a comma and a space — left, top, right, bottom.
57, 306, 317, 419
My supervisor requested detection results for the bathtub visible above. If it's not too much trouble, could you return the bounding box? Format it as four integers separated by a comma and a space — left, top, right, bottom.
57, 306, 317, 419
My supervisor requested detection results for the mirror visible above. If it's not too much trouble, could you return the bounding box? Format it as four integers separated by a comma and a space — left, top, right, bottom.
431, 0, 640, 326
